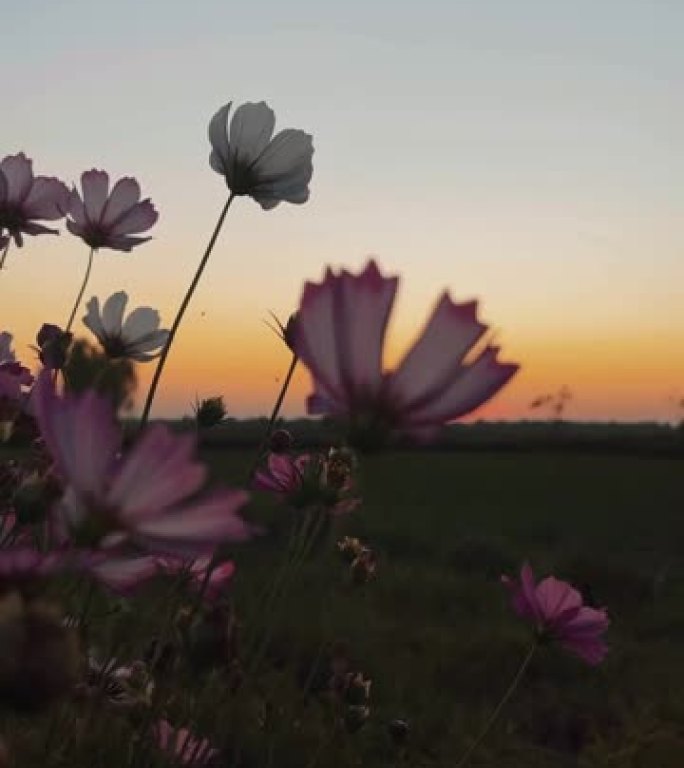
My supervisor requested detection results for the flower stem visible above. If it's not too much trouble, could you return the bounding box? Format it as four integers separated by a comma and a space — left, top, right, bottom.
138, 194, 235, 431
65, 248, 95, 333
246, 351, 298, 482
454, 642, 537, 768
0, 240, 10, 270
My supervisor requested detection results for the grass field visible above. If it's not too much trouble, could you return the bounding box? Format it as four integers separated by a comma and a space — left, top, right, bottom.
199, 448, 684, 768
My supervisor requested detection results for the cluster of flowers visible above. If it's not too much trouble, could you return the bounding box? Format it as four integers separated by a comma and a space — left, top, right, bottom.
0, 98, 609, 766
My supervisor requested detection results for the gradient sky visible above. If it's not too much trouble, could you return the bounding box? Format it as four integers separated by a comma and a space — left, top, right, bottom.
2, 0, 682, 422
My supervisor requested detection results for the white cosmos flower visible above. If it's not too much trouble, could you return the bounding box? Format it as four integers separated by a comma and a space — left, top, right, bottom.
208, 100, 314, 210
83, 292, 170, 362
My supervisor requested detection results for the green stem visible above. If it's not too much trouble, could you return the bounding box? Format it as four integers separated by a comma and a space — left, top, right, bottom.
65, 248, 95, 333
246, 352, 298, 483
0, 240, 10, 270
138, 194, 235, 431
454, 642, 537, 768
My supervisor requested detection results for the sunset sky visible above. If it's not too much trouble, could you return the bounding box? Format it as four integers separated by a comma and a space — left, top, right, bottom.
2, 0, 682, 422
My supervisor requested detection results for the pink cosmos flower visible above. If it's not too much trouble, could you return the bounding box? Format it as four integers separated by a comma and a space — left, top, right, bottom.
291, 260, 519, 444
154, 719, 218, 766
157, 555, 236, 603
502, 563, 609, 665
0, 153, 69, 247
66, 170, 158, 252
253, 452, 311, 497
31, 372, 252, 558
0, 548, 69, 582
85, 553, 160, 597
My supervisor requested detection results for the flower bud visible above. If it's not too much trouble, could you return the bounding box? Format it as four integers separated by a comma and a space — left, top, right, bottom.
269, 428, 293, 454
35, 324, 72, 371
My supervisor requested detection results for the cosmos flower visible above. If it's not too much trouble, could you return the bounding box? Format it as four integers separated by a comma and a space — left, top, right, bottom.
292, 260, 519, 445
208, 100, 313, 209
154, 719, 218, 766
502, 562, 609, 665
32, 372, 253, 558
85, 553, 160, 597
0, 153, 69, 248
66, 170, 158, 252
34, 324, 72, 371
253, 451, 359, 515
83, 292, 170, 362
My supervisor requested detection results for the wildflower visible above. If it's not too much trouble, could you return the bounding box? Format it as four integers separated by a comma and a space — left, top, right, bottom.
0, 153, 69, 248
158, 555, 235, 603
82, 655, 154, 709
253, 450, 359, 514
85, 554, 160, 597
32, 372, 253, 557
208, 101, 313, 209
154, 719, 218, 766
292, 260, 519, 445
193, 396, 226, 429
83, 292, 169, 361
350, 547, 377, 584
34, 324, 72, 370
337, 536, 365, 563
66, 170, 158, 252
502, 562, 609, 665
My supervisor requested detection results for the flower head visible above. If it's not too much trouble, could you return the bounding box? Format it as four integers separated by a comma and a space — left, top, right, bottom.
0, 153, 69, 247
208, 101, 313, 209
83, 292, 169, 361
502, 562, 609, 665
32, 372, 252, 557
154, 719, 218, 766
66, 170, 158, 252
292, 260, 519, 446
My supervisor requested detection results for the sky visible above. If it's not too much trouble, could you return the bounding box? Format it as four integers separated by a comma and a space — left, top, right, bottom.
1, 0, 682, 422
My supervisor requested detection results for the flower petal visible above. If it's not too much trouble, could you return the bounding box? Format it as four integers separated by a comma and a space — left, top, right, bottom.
229, 101, 276, 177
0, 153, 34, 204
108, 199, 158, 236
100, 177, 141, 227
22, 176, 70, 219
122, 307, 160, 341
80, 170, 110, 223
83, 296, 105, 341
101, 292, 128, 336
208, 102, 233, 172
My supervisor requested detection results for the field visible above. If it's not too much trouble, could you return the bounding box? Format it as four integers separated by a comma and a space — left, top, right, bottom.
184, 447, 684, 768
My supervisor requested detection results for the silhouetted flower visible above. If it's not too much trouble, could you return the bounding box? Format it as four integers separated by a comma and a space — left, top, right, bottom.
83, 292, 169, 361
32, 373, 252, 557
0, 153, 68, 247
34, 324, 72, 371
268, 428, 293, 454
208, 101, 313, 209
66, 170, 158, 251
502, 563, 609, 665
292, 260, 519, 445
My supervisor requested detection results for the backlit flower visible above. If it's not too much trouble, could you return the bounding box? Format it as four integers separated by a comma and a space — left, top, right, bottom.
292, 260, 519, 445
32, 373, 252, 558
83, 292, 169, 361
208, 101, 313, 209
34, 324, 72, 371
66, 170, 158, 252
0, 153, 69, 247
502, 562, 609, 665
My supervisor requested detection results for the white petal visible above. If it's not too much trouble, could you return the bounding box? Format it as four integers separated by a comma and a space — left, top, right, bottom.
101, 292, 128, 335
122, 307, 160, 341
228, 102, 276, 175
208, 102, 232, 166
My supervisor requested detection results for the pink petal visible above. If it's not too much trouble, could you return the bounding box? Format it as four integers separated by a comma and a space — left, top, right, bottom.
535, 576, 583, 621
132, 489, 251, 557
80, 170, 110, 223
100, 177, 141, 227
108, 199, 158, 236
88, 555, 159, 596
0, 153, 34, 204
399, 346, 518, 429
108, 425, 206, 522
389, 293, 487, 407
22, 176, 70, 219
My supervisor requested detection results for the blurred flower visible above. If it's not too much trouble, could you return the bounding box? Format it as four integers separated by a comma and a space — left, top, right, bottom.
193, 396, 226, 429
0, 331, 32, 386
292, 260, 519, 445
11, 471, 62, 525
154, 719, 218, 766
0, 153, 69, 247
83, 292, 169, 362
502, 563, 609, 665
388, 718, 410, 744
337, 536, 365, 563
0, 332, 33, 439
85, 554, 160, 597
66, 170, 158, 252
32, 372, 253, 557
208, 100, 313, 209
350, 547, 377, 584
34, 324, 72, 371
